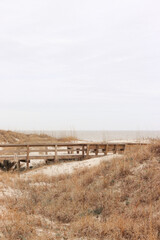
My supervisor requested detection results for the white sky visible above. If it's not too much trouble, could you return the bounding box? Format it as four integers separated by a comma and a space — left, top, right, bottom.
0, 0, 160, 130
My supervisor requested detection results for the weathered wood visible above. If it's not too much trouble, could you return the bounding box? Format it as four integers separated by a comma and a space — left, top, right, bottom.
114, 145, 117, 154
55, 145, 58, 162
82, 145, 85, 158
17, 160, 20, 170
86, 144, 90, 158
0, 142, 148, 148
105, 144, 108, 155
95, 145, 99, 156
26, 145, 30, 169
0, 142, 149, 172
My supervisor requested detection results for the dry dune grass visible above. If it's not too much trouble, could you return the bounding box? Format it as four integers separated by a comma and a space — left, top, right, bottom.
0, 129, 77, 144
0, 141, 160, 239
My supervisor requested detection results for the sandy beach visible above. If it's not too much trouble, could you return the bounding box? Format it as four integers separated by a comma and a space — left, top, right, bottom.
24, 154, 116, 177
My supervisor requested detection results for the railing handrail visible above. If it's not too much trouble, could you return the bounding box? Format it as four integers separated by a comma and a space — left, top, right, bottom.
0, 142, 148, 147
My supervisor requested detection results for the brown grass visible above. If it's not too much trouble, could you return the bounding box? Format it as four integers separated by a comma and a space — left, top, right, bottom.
0, 140, 160, 239
0, 130, 78, 144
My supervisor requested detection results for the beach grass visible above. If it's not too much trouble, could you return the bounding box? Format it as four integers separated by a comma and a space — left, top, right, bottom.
0, 140, 160, 239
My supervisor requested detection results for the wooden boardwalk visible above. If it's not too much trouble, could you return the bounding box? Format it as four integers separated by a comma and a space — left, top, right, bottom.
0, 142, 147, 170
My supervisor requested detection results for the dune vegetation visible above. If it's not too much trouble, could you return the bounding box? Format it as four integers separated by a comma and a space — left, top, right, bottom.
0, 130, 77, 144
0, 140, 160, 239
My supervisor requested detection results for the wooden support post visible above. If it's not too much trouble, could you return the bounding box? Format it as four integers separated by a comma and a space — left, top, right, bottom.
105, 144, 108, 155
17, 160, 20, 171
14, 153, 19, 170
114, 145, 117, 154
55, 145, 58, 162
45, 147, 48, 164
86, 144, 90, 158
67, 147, 70, 154
26, 145, 30, 169
45, 147, 48, 155
96, 145, 99, 156
71, 147, 74, 154
82, 145, 85, 158
123, 144, 127, 154
3, 160, 9, 171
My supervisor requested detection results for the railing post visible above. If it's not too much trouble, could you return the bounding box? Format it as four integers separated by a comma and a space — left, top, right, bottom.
96, 145, 99, 156
45, 146, 48, 164
45, 146, 48, 155
26, 145, 30, 169
82, 145, 85, 158
86, 144, 90, 158
55, 145, 58, 162
105, 144, 108, 155
71, 147, 74, 154
17, 160, 20, 171
14, 154, 20, 171
114, 145, 117, 154
124, 144, 127, 154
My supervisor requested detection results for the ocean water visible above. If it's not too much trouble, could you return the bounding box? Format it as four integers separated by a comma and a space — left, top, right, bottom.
24, 130, 160, 142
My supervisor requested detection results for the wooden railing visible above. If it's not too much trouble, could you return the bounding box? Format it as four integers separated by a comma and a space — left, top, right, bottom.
0, 142, 147, 170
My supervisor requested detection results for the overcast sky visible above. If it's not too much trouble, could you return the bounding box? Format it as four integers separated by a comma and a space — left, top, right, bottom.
0, 0, 160, 130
